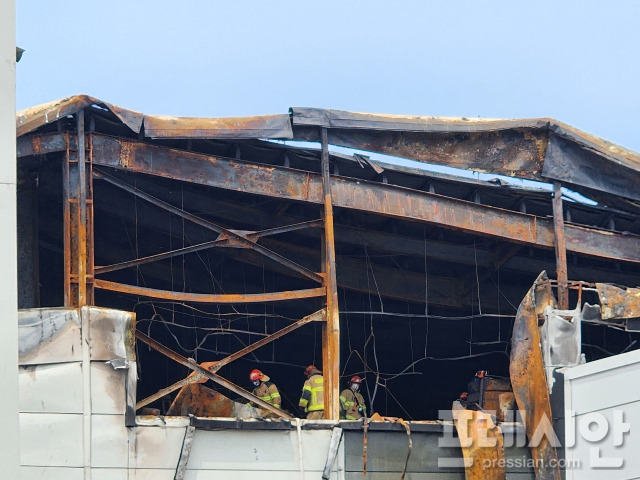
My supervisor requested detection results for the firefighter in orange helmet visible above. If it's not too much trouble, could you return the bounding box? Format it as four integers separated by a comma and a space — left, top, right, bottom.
340, 375, 367, 420
298, 365, 324, 419
249, 369, 281, 410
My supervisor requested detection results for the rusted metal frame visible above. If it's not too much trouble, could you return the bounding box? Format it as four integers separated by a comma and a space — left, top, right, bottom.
62, 112, 94, 307
510, 272, 561, 480
95, 239, 225, 274
552, 182, 569, 309
17, 132, 71, 157
136, 309, 325, 410
94, 278, 325, 303
321, 128, 340, 420
95, 219, 321, 275
87, 132, 95, 304
90, 135, 640, 264
452, 405, 507, 480
62, 133, 71, 306
244, 219, 322, 240
77, 111, 88, 306
93, 169, 324, 284
135, 330, 293, 419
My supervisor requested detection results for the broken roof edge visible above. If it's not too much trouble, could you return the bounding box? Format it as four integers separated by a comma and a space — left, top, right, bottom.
290, 106, 553, 133
16, 96, 640, 204
16, 94, 293, 140
16, 94, 145, 137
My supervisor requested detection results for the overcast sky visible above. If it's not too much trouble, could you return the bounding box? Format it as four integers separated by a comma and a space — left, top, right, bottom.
16, 1, 640, 152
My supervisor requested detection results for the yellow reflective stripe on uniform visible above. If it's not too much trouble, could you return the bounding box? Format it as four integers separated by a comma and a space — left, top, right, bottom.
308, 376, 324, 411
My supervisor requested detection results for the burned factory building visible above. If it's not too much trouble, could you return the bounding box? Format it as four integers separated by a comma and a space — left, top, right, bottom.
15, 96, 640, 479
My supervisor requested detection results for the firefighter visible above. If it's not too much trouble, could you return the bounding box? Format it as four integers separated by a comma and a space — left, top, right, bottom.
298, 365, 324, 419
340, 375, 367, 420
249, 369, 281, 410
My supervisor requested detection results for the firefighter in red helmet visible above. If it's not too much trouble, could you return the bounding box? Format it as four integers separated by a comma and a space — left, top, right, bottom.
249, 369, 281, 412
340, 375, 367, 420
299, 365, 324, 419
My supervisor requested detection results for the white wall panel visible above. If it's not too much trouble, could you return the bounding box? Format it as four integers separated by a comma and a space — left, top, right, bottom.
130, 424, 187, 469
568, 361, 640, 414
92, 468, 177, 480
20, 466, 84, 480
91, 414, 129, 468
564, 349, 640, 480
187, 428, 335, 472
20, 413, 83, 467
184, 472, 341, 480
19, 362, 83, 413
91, 361, 126, 414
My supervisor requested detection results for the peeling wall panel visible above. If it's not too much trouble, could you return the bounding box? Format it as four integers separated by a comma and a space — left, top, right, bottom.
19, 362, 83, 413
18, 309, 81, 365
20, 413, 84, 467
85, 307, 135, 362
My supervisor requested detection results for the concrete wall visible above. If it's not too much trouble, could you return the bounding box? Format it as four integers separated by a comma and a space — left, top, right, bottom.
564, 349, 640, 480
0, 1, 19, 478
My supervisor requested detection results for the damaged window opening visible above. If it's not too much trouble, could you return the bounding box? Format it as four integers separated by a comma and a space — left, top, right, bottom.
16, 97, 640, 478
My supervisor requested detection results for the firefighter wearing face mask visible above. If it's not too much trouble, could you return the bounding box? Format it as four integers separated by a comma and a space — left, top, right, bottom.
249, 369, 281, 409
340, 375, 367, 420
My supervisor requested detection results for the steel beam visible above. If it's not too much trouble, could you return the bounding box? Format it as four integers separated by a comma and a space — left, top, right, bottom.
136, 309, 325, 410
135, 331, 292, 419
94, 278, 325, 303
321, 128, 340, 420
63, 113, 95, 307
102, 187, 639, 287
90, 134, 640, 264
552, 183, 569, 309
94, 220, 321, 275
93, 169, 324, 284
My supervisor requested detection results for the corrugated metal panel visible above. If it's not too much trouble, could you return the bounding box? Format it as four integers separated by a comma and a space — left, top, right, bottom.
19, 362, 83, 413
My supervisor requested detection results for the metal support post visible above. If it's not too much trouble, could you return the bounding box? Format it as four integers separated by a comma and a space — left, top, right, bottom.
63, 111, 94, 306
320, 127, 340, 420
552, 182, 569, 309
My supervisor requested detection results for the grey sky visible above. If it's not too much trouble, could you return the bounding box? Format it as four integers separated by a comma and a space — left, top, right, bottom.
16, 1, 640, 152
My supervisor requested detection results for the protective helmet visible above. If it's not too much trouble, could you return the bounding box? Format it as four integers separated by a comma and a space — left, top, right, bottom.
350, 375, 363, 385
304, 365, 318, 376
249, 369, 264, 382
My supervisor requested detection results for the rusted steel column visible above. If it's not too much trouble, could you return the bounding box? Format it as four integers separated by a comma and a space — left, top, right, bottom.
62, 111, 94, 307
321, 128, 340, 420
552, 182, 568, 310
